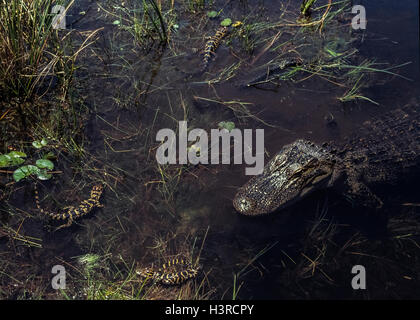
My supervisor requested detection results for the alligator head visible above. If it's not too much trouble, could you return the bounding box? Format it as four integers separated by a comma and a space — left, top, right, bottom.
233, 139, 338, 215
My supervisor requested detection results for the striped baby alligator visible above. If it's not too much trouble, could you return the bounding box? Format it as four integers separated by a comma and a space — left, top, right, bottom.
34, 183, 104, 230
200, 26, 229, 73
233, 99, 420, 215
136, 258, 201, 285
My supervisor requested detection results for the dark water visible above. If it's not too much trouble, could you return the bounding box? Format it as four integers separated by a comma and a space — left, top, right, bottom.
1, 0, 419, 299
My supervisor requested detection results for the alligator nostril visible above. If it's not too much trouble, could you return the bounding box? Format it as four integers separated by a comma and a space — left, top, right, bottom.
234, 197, 251, 213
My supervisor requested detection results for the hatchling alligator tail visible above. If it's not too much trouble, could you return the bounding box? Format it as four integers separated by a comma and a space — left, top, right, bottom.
233, 99, 420, 215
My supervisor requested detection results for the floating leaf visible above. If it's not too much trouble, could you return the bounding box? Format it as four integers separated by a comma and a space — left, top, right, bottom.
36, 169, 52, 181
207, 11, 218, 18
218, 121, 235, 132
13, 165, 40, 182
8, 157, 25, 166
36, 159, 54, 170
32, 140, 43, 149
33, 138, 48, 149
0, 155, 9, 167
0, 151, 26, 167
220, 18, 232, 27
9, 151, 26, 158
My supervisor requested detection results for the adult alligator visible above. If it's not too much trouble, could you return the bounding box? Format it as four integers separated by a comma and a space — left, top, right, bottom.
233, 99, 419, 215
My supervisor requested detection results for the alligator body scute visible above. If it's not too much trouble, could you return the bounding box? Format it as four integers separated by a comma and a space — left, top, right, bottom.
233, 99, 420, 215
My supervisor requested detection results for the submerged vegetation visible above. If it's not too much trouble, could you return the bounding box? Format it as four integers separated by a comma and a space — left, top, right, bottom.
0, 0, 418, 300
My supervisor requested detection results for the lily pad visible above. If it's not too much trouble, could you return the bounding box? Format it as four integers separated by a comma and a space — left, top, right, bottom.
37, 169, 52, 181
220, 18, 232, 27
207, 11, 218, 18
32, 138, 48, 149
9, 151, 26, 158
13, 165, 40, 182
0, 155, 9, 167
36, 159, 54, 170
32, 140, 43, 149
0, 151, 26, 167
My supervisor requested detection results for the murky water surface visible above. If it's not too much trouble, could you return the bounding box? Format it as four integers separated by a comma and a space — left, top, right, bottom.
1, 0, 419, 299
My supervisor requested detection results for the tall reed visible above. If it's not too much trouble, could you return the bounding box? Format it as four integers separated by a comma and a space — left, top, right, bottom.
0, 0, 73, 100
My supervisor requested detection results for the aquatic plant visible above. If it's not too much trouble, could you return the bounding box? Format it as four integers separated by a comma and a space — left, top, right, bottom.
0, 139, 55, 182
207, 11, 219, 18
0, 0, 61, 99
105, 0, 173, 46
220, 18, 232, 27
300, 0, 316, 18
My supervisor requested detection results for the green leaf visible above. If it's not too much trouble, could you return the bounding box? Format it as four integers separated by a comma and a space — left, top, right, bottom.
36, 169, 52, 181
9, 151, 26, 158
207, 11, 218, 18
32, 140, 43, 149
36, 159, 54, 170
220, 18, 232, 27
42, 152, 56, 160
0, 151, 26, 167
113, 20, 121, 25
13, 165, 40, 182
218, 121, 235, 132
32, 138, 48, 148
9, 157, 25, 166
0, 155, 9, 167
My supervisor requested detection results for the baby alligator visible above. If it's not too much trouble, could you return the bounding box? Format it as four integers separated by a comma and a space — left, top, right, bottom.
34, 183, 104, 230
233, 99, 420, 215
136, 258, 201, 285
200, 26, 229, 73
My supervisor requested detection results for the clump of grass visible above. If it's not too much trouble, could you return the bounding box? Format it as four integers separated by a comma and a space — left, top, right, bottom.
101, 0, 175, 47
0, 0, 100, 105
0, 0, 61, 99
228, 241, 278, 300
59, 253, 149, 300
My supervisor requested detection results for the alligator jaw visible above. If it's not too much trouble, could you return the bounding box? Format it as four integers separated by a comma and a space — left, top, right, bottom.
233, 139, 336, 215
